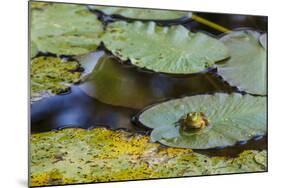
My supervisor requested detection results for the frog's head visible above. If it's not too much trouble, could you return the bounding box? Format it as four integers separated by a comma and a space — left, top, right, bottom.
179, 112, 209, 132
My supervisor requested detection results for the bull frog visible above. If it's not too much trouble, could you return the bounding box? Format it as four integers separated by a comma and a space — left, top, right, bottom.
178, 112, 209, 132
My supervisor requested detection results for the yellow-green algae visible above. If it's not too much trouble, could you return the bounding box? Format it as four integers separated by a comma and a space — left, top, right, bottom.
31, 56, 81, 101
30, 128, 266, 186
30, 2, 51, 10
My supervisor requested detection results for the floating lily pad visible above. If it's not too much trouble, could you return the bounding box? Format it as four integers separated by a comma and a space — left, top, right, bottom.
216, 31, 267, 95
31, 4, 103, 55
259, 33, 267, 50
102, 21, 229, 74
89, 5, 191, 20
30, 41, 38, 58
31, 56, 81, 101
30, 127, 266, 186
138, 93, 266, 149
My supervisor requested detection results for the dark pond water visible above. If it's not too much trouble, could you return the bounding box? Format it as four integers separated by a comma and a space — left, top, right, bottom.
31, 52, 234, 133
186, 13, 267, 35
30, 13, 267, 157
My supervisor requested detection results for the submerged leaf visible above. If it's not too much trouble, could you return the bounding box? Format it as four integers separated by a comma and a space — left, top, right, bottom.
102, 21, 229, 74
31, 56, 81, 101
216, 31, 267, 95
138, 93, 266, 149
31, 3, 103, 55
79, 55, 155, 109
89, 5, 191, 20
31, 128, 266, 186
79, 54, 228, 109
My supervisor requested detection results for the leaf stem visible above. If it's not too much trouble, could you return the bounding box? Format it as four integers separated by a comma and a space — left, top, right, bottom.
192, 14, 231, 33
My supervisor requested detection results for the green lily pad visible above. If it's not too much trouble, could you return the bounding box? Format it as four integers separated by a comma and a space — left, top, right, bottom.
30, 41, 38, 58
30, 127, 266, 186
216, 31, 267, 95
259, 33, 267, 50
102, 21, 229, 74
31, 56, 81, 102
138, 93, 266, 149
89, 5, 191, 20
31, 3, 103, 55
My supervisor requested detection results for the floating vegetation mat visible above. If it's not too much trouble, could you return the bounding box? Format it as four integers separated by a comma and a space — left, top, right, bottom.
138, 93, 266, 149
30, 128, 266, 186
30, 1, 51, 10
31, 56, 81, 102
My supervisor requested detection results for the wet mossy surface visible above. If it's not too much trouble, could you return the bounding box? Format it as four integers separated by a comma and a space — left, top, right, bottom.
31, 128, 266, 186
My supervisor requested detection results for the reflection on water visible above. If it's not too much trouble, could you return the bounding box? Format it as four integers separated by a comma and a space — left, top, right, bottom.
31, 52, 233, 133
31, 86, 142, 133
79, 54, 234, 109
196, 136, 267, 158
186, 13, 267, 35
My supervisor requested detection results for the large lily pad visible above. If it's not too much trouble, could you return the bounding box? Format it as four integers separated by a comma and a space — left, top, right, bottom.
30, 127, 266, 186
102, 21, 229, 74
31, 56, 81, 102
89, 5, 191, 20
31, 3, 103, 55
138, 93, 266, 149
216, 31, 267, 95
